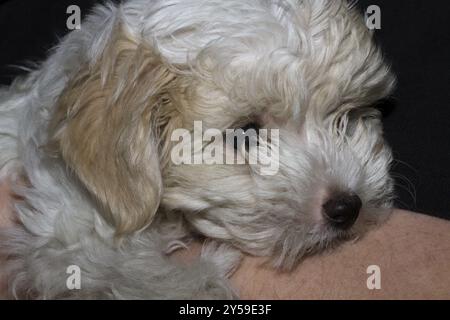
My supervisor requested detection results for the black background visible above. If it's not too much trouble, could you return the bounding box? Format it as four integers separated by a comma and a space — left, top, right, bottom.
0, 0, 449, 220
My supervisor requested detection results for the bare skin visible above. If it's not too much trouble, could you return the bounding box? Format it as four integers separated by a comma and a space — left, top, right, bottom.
0, 180, 14, 298
230, 210, 450, 299
0, 180, 13, 228
1, 180, 449, 299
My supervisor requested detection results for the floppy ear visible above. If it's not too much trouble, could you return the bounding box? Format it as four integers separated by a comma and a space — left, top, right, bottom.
48, 27, 176, 235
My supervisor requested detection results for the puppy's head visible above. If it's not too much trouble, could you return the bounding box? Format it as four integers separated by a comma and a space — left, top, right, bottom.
49, 0, 395, 267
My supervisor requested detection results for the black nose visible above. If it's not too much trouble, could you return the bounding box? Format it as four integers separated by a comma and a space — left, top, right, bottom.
323, 193, 362, 230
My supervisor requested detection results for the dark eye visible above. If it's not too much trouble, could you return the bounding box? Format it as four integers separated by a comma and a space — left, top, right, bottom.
240, 122, 260, 133
338, 108, 380, 137
231, 122, 260, 151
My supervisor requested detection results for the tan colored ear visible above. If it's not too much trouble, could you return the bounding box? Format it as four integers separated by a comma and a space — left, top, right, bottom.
49, 27, 176, 235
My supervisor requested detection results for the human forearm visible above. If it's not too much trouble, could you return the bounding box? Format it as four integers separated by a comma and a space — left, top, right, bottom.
231, 210, 450, 299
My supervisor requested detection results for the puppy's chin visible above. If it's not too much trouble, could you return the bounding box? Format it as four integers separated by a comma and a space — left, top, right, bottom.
267, 206, 391, 271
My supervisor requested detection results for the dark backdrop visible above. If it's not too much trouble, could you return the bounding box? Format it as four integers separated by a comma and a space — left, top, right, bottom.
0, 0, 449, 220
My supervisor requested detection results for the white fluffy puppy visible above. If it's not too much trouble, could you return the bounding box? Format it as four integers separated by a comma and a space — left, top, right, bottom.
0, 0, 395, 299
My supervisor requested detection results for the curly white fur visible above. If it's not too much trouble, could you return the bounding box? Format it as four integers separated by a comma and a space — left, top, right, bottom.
0, 0, 395, 299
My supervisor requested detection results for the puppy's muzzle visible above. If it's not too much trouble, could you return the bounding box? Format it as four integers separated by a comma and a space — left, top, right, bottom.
323, 192, 362, 230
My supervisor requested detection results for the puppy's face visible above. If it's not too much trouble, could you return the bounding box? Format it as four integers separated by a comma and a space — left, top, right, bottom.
51, 1, 395, 268
159, 5, 394, 268
163, 63, 394, 269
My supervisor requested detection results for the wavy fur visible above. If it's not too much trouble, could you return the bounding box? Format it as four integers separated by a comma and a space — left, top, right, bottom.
0, 0, 395, 299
